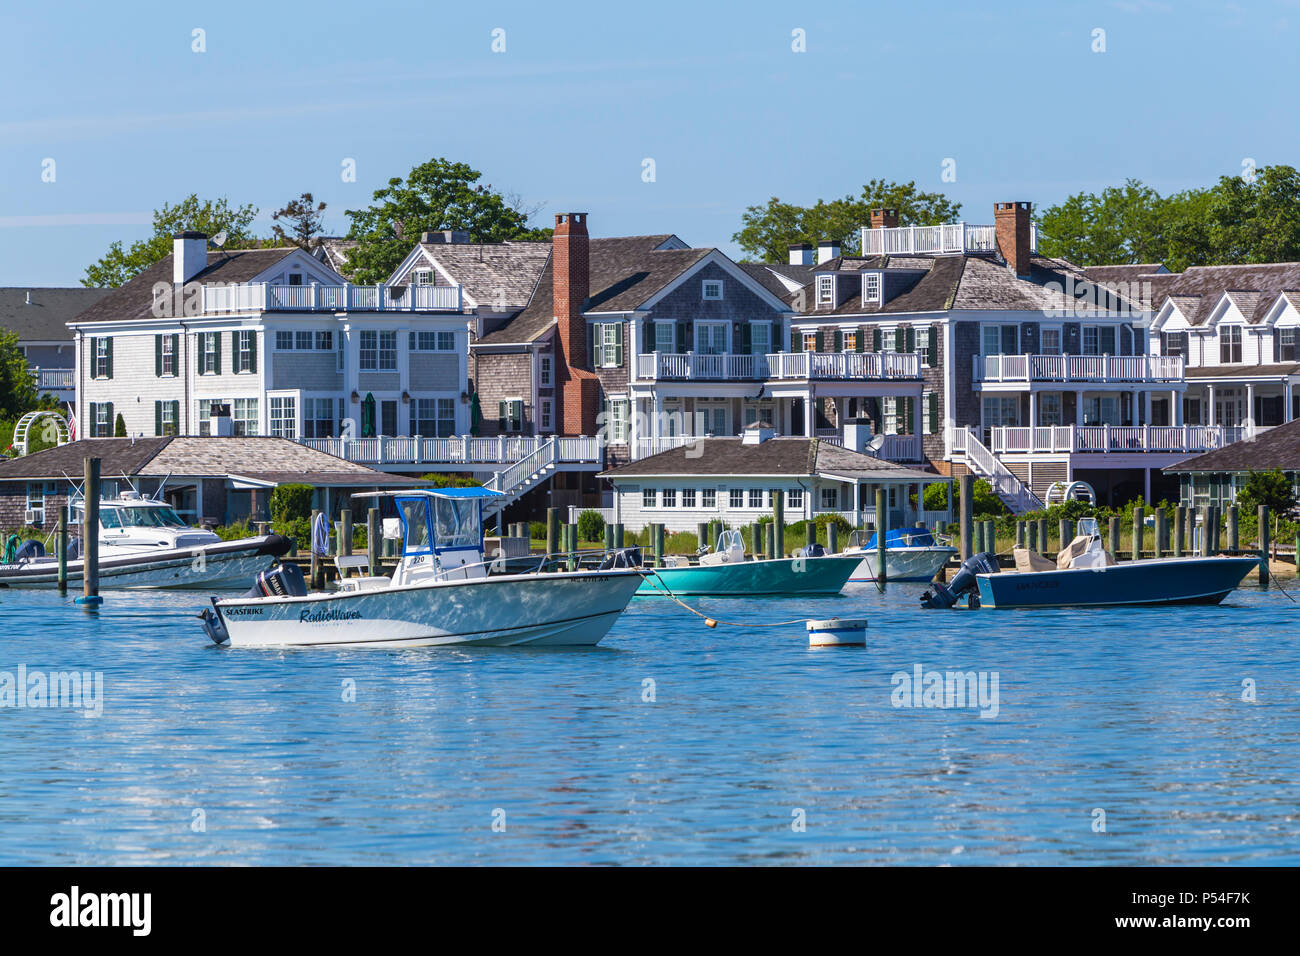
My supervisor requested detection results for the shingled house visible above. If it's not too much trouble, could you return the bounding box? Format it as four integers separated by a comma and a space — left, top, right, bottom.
0, 434, 422, 532
1, 287, 109, 402
1164, 415, 1300, 512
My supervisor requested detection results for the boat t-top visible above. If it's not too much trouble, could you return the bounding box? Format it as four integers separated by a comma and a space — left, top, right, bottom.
842, 525, 956, 583
199, 487, 646, 648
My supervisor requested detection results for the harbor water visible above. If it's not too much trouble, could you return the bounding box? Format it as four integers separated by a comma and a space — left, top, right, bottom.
0, 582, 1296, 865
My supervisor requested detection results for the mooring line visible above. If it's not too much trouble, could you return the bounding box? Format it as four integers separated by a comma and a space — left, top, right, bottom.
643, 571, 813, 629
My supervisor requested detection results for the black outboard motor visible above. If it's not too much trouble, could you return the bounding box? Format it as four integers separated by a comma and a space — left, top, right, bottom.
14, 539, 46, 564
244, 562, 308, 598
921, 551, 999, 609
795, 543, 826, 558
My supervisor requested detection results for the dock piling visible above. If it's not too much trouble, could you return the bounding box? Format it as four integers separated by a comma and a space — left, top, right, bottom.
1174, 504, 1185, 557
367, 508, 379, 575
1227, 505, 1239, 552
1259, 505, 1270, 589
653, 523, 665, 568
828, 523, 838, 554
1133, 506, 1144, 560
546, 507, 560, 564
57, 506, 68, 592
875, 487, 888, 584
958, 474, 973, 562
1154, 509, 1166, 559
773, 490, 785, 558
79, 456, 101, 607
1108, 516, 1121, 559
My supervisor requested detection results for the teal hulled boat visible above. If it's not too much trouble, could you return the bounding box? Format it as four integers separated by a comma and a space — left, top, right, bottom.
636, 530, 859, 597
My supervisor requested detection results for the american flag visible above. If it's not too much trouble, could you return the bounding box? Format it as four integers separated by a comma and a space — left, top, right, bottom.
65, 403, 77, 441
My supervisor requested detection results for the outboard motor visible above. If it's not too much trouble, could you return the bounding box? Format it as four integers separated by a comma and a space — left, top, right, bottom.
244, 562, 308, 598
795, 543, 826, 558
66, 537, 82, 561
921, 551, 999, 609
14, 539, 45, 564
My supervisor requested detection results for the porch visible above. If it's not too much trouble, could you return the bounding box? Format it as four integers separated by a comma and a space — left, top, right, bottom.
974, 354, 1184, 385
201, 282, 463, 314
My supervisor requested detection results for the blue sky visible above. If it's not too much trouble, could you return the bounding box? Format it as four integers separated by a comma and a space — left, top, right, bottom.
2, 0, 1297, 286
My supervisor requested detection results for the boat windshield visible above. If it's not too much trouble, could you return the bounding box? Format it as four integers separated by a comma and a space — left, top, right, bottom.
433, 496, 481, 550
99, 505, 187, 529
400, 499, 432, 553
1077, 517, 1100, 538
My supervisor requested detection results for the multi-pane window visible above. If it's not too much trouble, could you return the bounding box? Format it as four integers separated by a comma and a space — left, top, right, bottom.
820, 487, 839, 510
302, 398, 335, 438
603, 398, 630, 444
750, 322, 770, 355
158, 401, 177, 436
702, 489, 716, 509
409, 331, 456, 351
701, 279, 724, 300
817, 275, 834, 306
236, 331, 255, 372
915, 327, 931, 364
1279, 328, 1296, 362
595, 323, 624, 367
276, 331, 294, 350
643, 488, 657, 509
1220, 325, 1242, 363
661, 488, 676, 508
295, 330, 314, 351
497, 400, 523, 433
197, 398, 215, 436
696, 401, 728, 436
882, 328, 897, 352
1083, 325, 1116, 355
729, 489, 744, 508
1040, 393, 1062, 426
359, 331, 378, 370
842, 331, 857, 353
983, 324, 1019, 355
315, 331, 333, 351
682, 488, 696, 508
269, 395, 296, 438
233, 398, 258, 435
378, 332, 397, 369
788, 488, 803, 509
161, 335, 175, 376
413, 398, 456, 437
983, 395, 1019, 429
539, 354, 553, 387
200, 332, 219, 374
539, 398, 553, 432
697, 323, 727, 355
94, 338, 111, 378
655, 322, 675, 353
802, 332, 817, 352
94, 403, 110, 436
748, 488, 763, 508
1162, 331, 1188, 357
1040, 328, 1061, 355
863, 272, 882, 304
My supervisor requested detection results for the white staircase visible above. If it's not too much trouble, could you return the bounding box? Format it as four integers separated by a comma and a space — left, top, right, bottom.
483, 437, 559, 520
956, 427, 1044, 513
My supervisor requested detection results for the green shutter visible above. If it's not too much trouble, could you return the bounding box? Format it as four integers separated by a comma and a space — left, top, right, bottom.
248, 333, 257, 373
855, 328, 865, 353
927, 325, 938, 366
613, 323, 624, 367
172, 401, 180, 436
105, 403, 114, 436
88, 403, 98, 435
213, 332, 222, 374
231, 331, 240, 372
155, 335, 163, 377
155, 401, 163, 436
790, 329, 802, 352
873, 328, 882, 352
676, 321, 687, 353
105, 337, 113, 378
833, 330, 843, 352
815, 329, 826, 353
742, 324, 752, 354
905, 327, 915, 353
928, 392, 939, 434
88, 338, 97, 379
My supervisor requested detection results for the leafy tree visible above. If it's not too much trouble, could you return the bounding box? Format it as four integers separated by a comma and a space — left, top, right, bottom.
272, 192, 328, 250
0, 330, 39, 421
1236, 468, 1297, 519
922, 479, 1009, 517
733, 179, 962, 262
576, 509, 606, 543
1203, 165, 1300, 265
83, 195, 261, 288
343, 158, 551, 284
270, 483, 315, 524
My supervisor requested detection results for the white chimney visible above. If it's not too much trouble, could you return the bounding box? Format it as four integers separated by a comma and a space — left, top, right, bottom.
788, 243, 813, 266
843, 418, 872, 454
173, 232, 209, 284
25, 290, 32, 305
742, 421, 776, 445
817, 240, 842, 264
209, 401, 233, 436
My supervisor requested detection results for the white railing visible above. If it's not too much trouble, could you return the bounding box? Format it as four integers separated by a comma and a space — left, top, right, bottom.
959, 428, 1044, 512
299, 433, 601, 467
765, 351, 921, 380
30, 368, 75, 391
975, 353, 1185, 384
633, 435, 705, 459
202, 282, 462, 314
485, 438, 558, 500
860, 222, 1037, 256
635, 352, 768, 380
981, 424, 1247, 455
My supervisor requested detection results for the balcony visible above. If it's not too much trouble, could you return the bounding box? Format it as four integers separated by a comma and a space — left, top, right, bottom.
767, 351, 920, 380
201, 282, 462, 314
962, 424, 1247, 456
860, 222, 1037, 257
633, 432, 921, 463
636, 352, 768, 381
30, 367, 75, 392
974, 354, 1185, 385
299, 434, 601, 467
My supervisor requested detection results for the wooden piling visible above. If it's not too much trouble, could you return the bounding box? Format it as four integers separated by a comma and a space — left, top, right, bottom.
1133, 506, 1144, 560
604, 523, 615, 550
1259, 505, 1270, 589
546, 507, 560, 562
614, 523, 625, 549
875, 487, 888, 583
828, 523, 838, 554
57, 506, 68, 592
1227, 505, 1239, 552
1154, 509, 1166, 559
653, 523, 665, 568
1174, 504, 1185, 557
767, 522, 776, 561
805, 521, 816, 550
1108, 516, 1121, 558
1060, 518, 1073, 553
1198, 507, 1210, 556
752, 520, 764, 558
1037, 518, 1048, 555
1208, 505, 1220, 553
773, 490, 785, 559
367, 508, 379, 575
81, 456, 101, 605
958, 474, 973, 562
1027, 519, 1038, 554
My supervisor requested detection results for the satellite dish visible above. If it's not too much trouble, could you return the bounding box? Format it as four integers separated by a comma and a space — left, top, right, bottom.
865, 434, 886, 457
211, 230, 228, 248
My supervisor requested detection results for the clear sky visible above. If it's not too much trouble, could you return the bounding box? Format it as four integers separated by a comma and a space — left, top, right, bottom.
2, 0, 1297, 286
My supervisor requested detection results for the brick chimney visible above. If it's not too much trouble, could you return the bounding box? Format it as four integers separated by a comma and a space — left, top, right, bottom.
869, 208, 899, 230
552, 212, 599, 436
994, 202, 1032, 276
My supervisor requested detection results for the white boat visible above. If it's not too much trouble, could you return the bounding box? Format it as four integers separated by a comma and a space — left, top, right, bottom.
0, 493, 290, 589
842, 526, 956, 583
199, 487, 646, 649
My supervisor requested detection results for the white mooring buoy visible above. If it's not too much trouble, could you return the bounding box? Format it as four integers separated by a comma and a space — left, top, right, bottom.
807, 617, 868, 647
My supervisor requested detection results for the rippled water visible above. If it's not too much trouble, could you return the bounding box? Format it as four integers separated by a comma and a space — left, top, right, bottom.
0, 579, 1297, 865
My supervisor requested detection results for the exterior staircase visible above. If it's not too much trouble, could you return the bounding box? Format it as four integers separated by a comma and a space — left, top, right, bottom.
957, 428, 1044, 513
483, 438, 559, 520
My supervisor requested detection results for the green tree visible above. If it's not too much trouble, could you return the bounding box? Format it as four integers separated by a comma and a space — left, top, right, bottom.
270, 483, 315, 524
576, 509, 606, 543
343, 158, 551, 284
82, 195, 261, 288
272, 192, 327, 250
1036, 180, 1173, 266
1203, 165, 1300, 265
114, 413, 127, 437
732, 179, 962, 262
1237, 468, 1297, 519
0, 330, 39, 421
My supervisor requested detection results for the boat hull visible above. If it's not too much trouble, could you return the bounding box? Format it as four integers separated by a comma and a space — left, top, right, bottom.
847, 546, 956, 583
637, 554, 859, 596
0, 535, 290, 590
974, 555, 1258, 609
212, 567, 646, 648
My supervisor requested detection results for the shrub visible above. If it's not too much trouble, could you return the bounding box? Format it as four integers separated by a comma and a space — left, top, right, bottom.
114, 413, 127, 437
529, 520, 546, 541
419, 473, 483, 488
270, 483, 314, 524
576, 509, 606, 543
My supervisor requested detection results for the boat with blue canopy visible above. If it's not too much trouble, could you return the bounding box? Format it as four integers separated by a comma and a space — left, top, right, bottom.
841, 525, 956, 583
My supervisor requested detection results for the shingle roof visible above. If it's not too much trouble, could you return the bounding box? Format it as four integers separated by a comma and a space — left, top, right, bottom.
0, 436, 423, 487
0, 287, 110, 341
1182, 363, 1300, 379
1082, 263, 1168, 285
1165, 418, 1300, 473
1133, 262, 1300, 325
417, 240, 550, 310
599, 437, 935, 481
314, 237, 357, 273
737, 263, 812, 298
475, 236, 710, 345
69, 248, 300, 325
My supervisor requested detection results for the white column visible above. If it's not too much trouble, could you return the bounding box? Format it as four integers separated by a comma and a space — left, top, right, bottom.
1286, 381, 1294, 423
803, 393, 814, 437
1172, 389, 1182, 426
1246, 383, 1255, 425
1208, 384, 1216, 426
1029, 391, 1038, 428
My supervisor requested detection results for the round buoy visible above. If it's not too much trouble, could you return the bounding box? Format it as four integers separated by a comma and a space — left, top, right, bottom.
806, 617, 867, 647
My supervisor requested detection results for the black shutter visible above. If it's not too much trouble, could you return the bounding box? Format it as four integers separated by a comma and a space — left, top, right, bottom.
154, 402, 162, 436
676, 321, 687, 353
790, 329, 802, 352
833, 330, 843, 352
249, 332, 256, 373
905, 327, 915, 352
873, 328, 882, 352
88, 403, 98, 435
855, 328, 865, 353
214, 332, 222, 374
155, 335, 163, 377
106, 403, 114, 436
88, 338, 97, 379
231, 331, 240, 371
497, 401, 507, 433
643, 321, 653, 352
927, 325, 939, 366
105, 338, 113, 378
174, 334, 182, 375
172, 401, 180, 435
815, 329, 825, 352
742, 324, 752, 354
928, 392, 939, 434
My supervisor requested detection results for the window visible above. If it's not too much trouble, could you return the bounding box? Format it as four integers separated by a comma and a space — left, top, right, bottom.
413, 398, 456, 437
983, 395, 1019, 428
802, 332, 818, 352
820, 487, 839, 510
817, 275, 834, 306
1279, 328, 1296, 362
379, 331, 397, 369
682, 488, 697, 508
702, 488, 716, 508
748, 488, 764, 508
742, 400, 774, 428
302, 398, 336, 439
200, 332, 220, 374
696, 323, 727, 355
696, 401, 728, 436
842, 331, 857, 353
1083, 325, 1116, 356
233, 398, 258, 435
288, 273, 303, 286
1084, 396, 1120, 426
983, 324, 1019, 355
539, 354, 553, 387
295, 330, 314, 351
269, 395, 296, 438
863, 272, 882, 304
359, 331, 377, 370
884, 397, 899, 435
92, 337, 112, 379
409, 331, 455, 352
197, 398, 215, 436
236, 331, 256, 372
315, 330, 333, 351
702, 279, 724, 300
539, 397, 553, 432
643, 488, 657, 508
750, 322, 771, 356
661, 488, 676, 508
595, 323, 624, 367
276, 331, 294, 351
1040, 393, 1062, 426
788, 488, 804, 509
497, 400, 523, 433
882, 328, 897, 352
93, 403, 111, 437
413, 269, 432, 285
1162, 331, 1188, 358
916, 327, 931, 365
1041, 328, 1061, 355
156, 400, 178, 436
159, 335, 175, 376
729, 489, 744, 508
1220, 325, 1242, 363
603, 398, 630, 444
655, 322, 676, 354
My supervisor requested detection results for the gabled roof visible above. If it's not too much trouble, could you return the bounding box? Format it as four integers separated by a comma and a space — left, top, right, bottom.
0, 287, 110, 342
313, 237, 358, 273
1121, 262, 1300, 326
737, 262, 814, 298
0, 436, 424, 487
69, 248, 304, 325
1082, 263, 1168, 285
475, 236, 711, 345
1165, 418, 1300, 473
411, 240, 550, 310
598, 436, 935, 482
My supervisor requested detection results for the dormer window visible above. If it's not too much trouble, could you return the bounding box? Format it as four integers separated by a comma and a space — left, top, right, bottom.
1219, 324, 1242, 363
702, 279, 724, 301
414, 269, 432, 285
816, 275, 834, 306
863, 272, 882, 304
